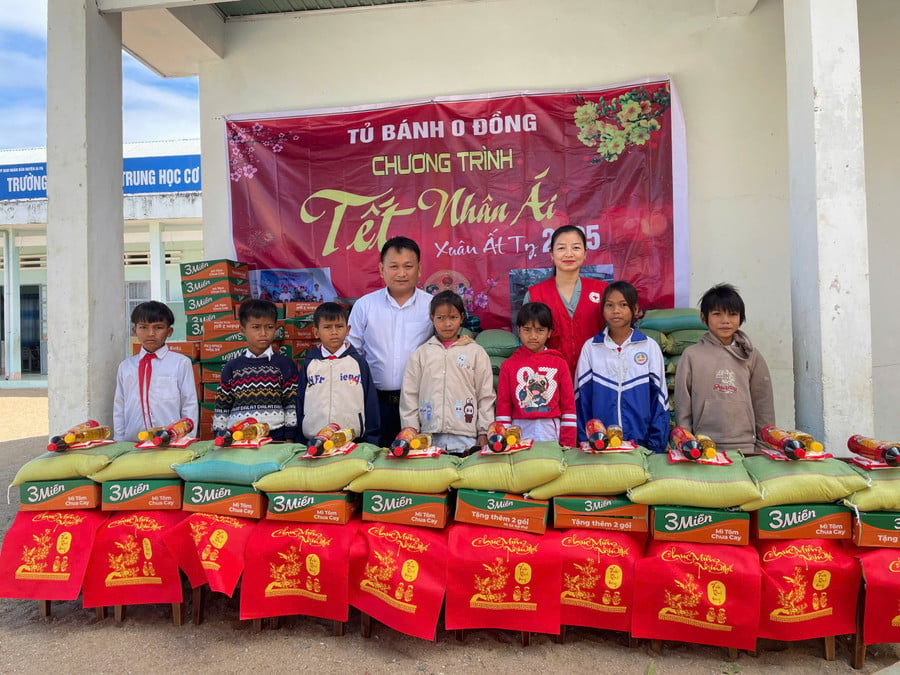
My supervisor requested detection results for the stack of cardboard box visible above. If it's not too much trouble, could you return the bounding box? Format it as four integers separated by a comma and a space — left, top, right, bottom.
281, 301, 321, 363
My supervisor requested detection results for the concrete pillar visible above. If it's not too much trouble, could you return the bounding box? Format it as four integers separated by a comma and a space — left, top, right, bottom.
46, 1, 124, 429
783, 0, 874, 454
2, 230, 22, 380
149, 221, 166, 301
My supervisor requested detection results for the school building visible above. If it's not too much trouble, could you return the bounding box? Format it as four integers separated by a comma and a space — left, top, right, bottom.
30, 0, 900, 451
0, 140, 204, 384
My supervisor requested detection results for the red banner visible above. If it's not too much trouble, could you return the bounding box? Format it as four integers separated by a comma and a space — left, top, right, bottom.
757, 539, 859, 640
0, 510, 108, 601
162, 512, 255, 597
445, 523, 562, 634
632, 541, 761, 650
559, 529, 645, 633
349, 522, 448, 640
227, 82, 685, 329
82, 510, 188, 608
851, 547, 900, 646
240, 519, 358, 621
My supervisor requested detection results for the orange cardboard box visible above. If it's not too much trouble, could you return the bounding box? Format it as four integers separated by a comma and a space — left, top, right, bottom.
454, 489, 548, 534
362, 491, 451, 529
130, 340, 200, 360
284, 302, 321, 319
185, 294, 247, 316
19, 479, 101, 511
754, 504, 852, 540
183, 481, 267, 519
852, 512, 900, 548
102, 479, 183, 511
553, 496, 649, 532
200, 340, 246, 362
180, 259, 250, 282
652, 506, 749, 546
182, 277, 250, 299
201, 318, 243, 339
266, 491, 358, 524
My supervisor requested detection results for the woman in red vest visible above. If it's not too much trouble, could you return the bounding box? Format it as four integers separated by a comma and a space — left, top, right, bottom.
526, 225, 608, 380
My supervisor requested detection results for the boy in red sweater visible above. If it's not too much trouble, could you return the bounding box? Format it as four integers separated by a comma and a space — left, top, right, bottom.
495, 302, 577, 447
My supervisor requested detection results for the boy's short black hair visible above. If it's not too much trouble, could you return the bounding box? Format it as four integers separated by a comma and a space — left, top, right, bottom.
131, 300, 174, 327
380, 236, 420, 263
313, 302, 349, 326
699, 283, 746, 325
429, 290, 466, 318
238, 298, 279, 325
516, 302, 553, 330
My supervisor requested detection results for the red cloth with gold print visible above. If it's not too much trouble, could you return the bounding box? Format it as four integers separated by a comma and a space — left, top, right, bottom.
0, 510, 109, 600
559, 529, 644, 632
851, 546, 900, 646
349, 522, 448, 641
757, 539, 859, 640
632, 541, 760, 650
445, 523, 562, 634
82, 510, 188, 608
162, 512, 255, 596
240, 519, 358, 621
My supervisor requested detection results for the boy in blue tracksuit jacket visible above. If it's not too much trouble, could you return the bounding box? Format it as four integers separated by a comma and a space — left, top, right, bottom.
296, 303, 380, 445
574, 326, 669, 453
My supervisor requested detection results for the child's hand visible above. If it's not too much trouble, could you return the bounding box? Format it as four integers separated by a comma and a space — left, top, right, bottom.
476, 434, 487, 448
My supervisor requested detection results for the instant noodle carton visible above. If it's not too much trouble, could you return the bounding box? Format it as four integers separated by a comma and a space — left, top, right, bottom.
852, 511, 900, 548
130, 339, 200, 360
362, 490, 451, 529
266, 491, 357, 524
754, 504, 852, 540
201, 362, 226, 383
101, 479, 183, 511
553, 495, 649, 532
187, 310, 233, 338
182, 277, 250, 299
185, 293, 248, 316
454, 489, 549, 534
180, 259, 250, 283
19, 479, 101, 511
283, 302, 320, 320
651, 506, 749, 546
183, 481, 267, 519
199, 340, 247, 363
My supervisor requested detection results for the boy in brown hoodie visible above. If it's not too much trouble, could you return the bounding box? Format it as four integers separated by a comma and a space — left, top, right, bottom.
674, 283, 775, 451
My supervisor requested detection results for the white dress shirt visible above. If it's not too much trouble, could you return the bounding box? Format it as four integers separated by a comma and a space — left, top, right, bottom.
348, 287, 433, 391
113, 344, 199, 442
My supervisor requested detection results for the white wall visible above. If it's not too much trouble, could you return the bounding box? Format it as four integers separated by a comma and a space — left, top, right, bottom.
196, 0, 898, 438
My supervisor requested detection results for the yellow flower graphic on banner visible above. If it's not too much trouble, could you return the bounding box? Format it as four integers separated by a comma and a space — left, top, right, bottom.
573, 84, 670, 163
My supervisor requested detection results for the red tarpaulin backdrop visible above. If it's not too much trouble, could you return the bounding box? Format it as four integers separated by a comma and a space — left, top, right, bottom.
632, 541, 761, 650
82, 510, 188, 608
559, 529, 646, 633
240, 519, 358, 621
757, 539, 859, 640
226, 81, 686, 328
349, 522, 448, 640
163, 512, 255, 597
0, 510, 109, 600
445, 523, 562, 634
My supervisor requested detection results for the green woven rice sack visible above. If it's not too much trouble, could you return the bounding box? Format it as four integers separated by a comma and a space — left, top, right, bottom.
666, 329, 708, 356
173, 442, 298, 486
638, 328, 673, 354
254, 443, 380, 493
741, 456, 869, 511
452, 441, 566, 494
11, 442, 136, 486
638, 308, 706, 333
346, 451, 461, 494
844, 468, 900, 512
475, 329, 519, 358
89, 443, 211, 481
665, 354, 680, 375
527, 447, 650, 499
627, 451, 760, 508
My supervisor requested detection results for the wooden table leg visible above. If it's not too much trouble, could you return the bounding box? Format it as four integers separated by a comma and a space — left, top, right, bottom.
824, 635, 836, 661
852, 580, 866, 669
95, 607, 106, 620
39, 600, 51, 619
727, 647, 739, 660
361, 612, 372, 638
172, 602, 183, 626
333, 620, 344, 636
192, 586, 205, 625
521, 631, 531, 647
553, 625, 567, 644
628, 634, 638, 649
114, 605, 125, 623
253, 618, 263, 631
455, 629, 465, 642
650, 639, 662, 654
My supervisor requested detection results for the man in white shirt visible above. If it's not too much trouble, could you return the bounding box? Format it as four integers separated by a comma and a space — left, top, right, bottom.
349, 236, 433, 446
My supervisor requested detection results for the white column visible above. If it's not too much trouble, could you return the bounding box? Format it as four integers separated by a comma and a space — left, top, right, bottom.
2, 230, 22, 380
149, 221, 166, 301
783, 0, 874, 454
46, 1, 124, 429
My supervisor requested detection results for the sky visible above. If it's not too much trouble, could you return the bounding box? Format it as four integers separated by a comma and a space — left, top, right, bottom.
0, 0, 200, 151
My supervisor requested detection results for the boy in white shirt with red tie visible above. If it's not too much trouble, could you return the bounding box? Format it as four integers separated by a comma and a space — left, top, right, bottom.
113, 301, 198, 442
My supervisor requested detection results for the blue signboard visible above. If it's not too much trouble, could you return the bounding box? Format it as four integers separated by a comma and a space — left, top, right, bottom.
0, 154, 201, 200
